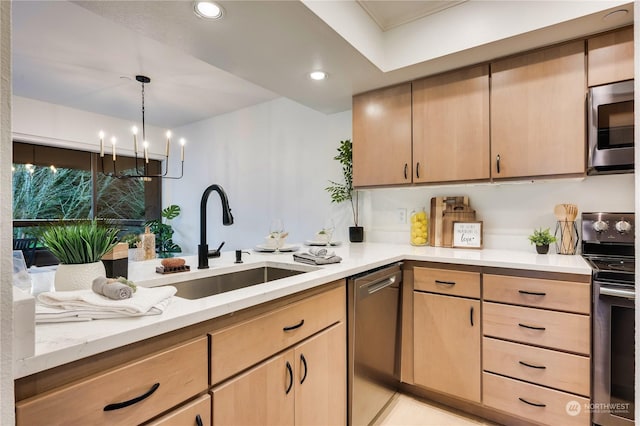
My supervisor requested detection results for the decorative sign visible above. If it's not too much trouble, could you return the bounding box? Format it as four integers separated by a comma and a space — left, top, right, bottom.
452, 221, 483, 249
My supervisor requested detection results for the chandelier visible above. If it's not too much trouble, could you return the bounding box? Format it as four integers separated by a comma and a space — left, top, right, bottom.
98, 75, 185, 179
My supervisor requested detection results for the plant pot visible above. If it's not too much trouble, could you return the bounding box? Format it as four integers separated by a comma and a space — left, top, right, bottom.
54, 261, 106, 291
535, 244, 550, 254
349, 226, 364, 243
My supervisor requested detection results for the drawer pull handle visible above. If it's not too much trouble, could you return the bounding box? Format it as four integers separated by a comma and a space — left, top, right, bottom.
518, 397, 546, 408
103, 382, 160, 411
496, 154, 501, 174
404, 163, 408, 180
285, 361, 293, 394
300, 354, 308, 384
470, 306, 474, 327
283, 319, 304, 332
519, 360, 547, 370
196, 414, 203, 426
435, 280, 456, 286
416, 162, 420, 179
518, 323, 546, 331
518, 290, 547, 296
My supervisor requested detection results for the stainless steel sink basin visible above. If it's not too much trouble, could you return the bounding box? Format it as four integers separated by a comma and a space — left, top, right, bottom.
170, 265, 315, 299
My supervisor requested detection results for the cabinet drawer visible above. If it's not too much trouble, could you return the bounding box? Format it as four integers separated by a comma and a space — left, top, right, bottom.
413, 267, 480, 298
16, 337, 208, 426
483, 274, 590, 314
483, 372, 590, 426
483, 337, 590, 397
483, 302, 589, 355
146, 394, 211, 426
210, 284, 345, 384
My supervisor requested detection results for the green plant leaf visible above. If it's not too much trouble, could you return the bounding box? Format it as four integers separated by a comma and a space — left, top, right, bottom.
162, 204, 181, 221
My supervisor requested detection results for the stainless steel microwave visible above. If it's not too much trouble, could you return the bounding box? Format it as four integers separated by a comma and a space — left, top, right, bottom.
588, 79, 634, 175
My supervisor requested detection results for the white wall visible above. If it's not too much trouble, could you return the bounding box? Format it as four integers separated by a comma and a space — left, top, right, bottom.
164, 98, 353, 254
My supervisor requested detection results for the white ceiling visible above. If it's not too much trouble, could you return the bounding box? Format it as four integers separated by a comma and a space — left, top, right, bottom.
11, 1, 634, 129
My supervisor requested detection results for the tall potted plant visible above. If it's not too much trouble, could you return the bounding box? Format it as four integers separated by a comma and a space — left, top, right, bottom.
326, 139, 363, 242
41, 219, 119, 291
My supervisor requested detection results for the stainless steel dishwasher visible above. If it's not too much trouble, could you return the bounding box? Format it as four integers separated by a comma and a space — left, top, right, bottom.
348, 263, 402, 425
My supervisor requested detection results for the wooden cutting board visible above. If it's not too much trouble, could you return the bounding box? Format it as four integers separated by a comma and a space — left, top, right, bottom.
429, 196, 471, 247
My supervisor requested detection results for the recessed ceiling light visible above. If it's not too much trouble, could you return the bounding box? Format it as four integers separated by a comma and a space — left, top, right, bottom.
603, 9, 628, 21
309, 71, 328, 81
194, 1, 224, 19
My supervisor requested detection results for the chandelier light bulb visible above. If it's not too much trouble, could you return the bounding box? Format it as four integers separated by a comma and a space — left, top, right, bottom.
132, 126, 138, 135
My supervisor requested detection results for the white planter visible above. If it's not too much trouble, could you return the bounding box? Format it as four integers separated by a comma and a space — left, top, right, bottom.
54, 261, 106, 291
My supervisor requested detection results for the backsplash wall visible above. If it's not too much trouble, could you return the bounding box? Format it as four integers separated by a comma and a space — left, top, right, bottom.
360, 173, 635, 252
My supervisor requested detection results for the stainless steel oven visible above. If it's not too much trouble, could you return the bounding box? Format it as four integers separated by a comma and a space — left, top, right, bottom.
588, 80, 634, 175
582, 213, 635, 426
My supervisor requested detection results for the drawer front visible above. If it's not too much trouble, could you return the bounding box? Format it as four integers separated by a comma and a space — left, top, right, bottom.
210, 283, 345, 384
483, 372, 590, 426
413, 267, 480, 298
483, 337, 590, 397
483, 302, 589, 355
484, 274, 590, 314
147, 394, 211, 426
16, 337, 208, 426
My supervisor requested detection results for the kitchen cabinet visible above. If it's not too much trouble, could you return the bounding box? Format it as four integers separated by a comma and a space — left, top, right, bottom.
588, 26, 633, 87
482, 273, 591, 426
212, 322, 346, 426
490, 41, 586, 179
413, 267, 481, 403
352, 83, 412, 187
15, 337, 209, 426
210, 283, 346, 425
146, 394, 211, 426
412, 65, 490, 183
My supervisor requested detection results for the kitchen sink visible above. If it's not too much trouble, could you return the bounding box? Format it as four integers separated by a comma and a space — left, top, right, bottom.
170, 265, 316, 299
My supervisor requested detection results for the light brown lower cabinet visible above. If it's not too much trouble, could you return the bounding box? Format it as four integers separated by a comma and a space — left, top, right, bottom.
212, 322, 346, 426
413, 292, 481, 403
15, 337, 208, 426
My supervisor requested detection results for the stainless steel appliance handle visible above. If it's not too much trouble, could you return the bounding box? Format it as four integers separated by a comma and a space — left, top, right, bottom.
599, 286, 635, 299
366, 276, 396, 295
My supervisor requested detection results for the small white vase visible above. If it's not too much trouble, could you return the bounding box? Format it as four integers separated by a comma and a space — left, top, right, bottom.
54, 261, 106, 291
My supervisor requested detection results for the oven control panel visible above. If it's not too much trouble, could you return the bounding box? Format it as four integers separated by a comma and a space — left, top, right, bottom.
582, 212, 635, 244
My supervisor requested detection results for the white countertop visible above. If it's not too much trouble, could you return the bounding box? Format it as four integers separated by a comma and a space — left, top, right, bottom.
14, 242, 591, 379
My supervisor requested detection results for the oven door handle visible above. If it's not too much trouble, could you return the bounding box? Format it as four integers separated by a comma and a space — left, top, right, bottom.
599, 286, 635, 299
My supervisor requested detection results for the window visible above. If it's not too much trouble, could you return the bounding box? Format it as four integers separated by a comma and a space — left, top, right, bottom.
12, 141, 161, 240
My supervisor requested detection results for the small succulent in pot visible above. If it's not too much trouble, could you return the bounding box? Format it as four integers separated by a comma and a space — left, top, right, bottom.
528, 227, 557, 254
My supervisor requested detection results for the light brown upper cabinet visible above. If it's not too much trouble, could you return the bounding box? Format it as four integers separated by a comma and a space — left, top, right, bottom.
588, 26, 634, 87
491, 41, 586, 179
413, 65, 490, 183
353, 83, 412, 187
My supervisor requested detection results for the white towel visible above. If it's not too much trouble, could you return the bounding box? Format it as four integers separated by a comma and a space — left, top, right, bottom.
35, 286, 176, 323
308, 247, 335, 258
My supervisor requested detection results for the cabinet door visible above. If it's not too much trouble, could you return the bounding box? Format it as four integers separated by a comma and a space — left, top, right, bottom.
414, 292, 480, 403
353, 83, 412, 187
491, 41, 586, 179
588, 26, 634, 87
294, 322, 346, 426
147, 394, 211, 426
212, 351, 295, 426
413, 65, 490, 183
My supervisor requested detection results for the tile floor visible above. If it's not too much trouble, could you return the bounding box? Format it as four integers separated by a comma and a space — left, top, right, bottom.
374, 394, 499, 426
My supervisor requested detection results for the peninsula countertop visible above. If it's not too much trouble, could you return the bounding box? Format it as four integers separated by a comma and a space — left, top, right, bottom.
14, 242, 592, 379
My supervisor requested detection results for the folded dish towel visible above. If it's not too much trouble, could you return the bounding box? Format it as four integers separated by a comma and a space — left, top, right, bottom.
35, 285, 176, 323
308, 247, 332, 258
293, 252, 342, 265
92, 277, 133, 300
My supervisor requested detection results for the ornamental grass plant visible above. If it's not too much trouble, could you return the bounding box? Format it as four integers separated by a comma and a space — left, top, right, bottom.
41, 220, 119, 264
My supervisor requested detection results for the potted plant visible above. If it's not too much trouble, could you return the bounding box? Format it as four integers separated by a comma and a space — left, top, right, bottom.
326, 139, 363, 242
145, 204, 182, 258
528, 227, 557, 254
41, 219, 119, 290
